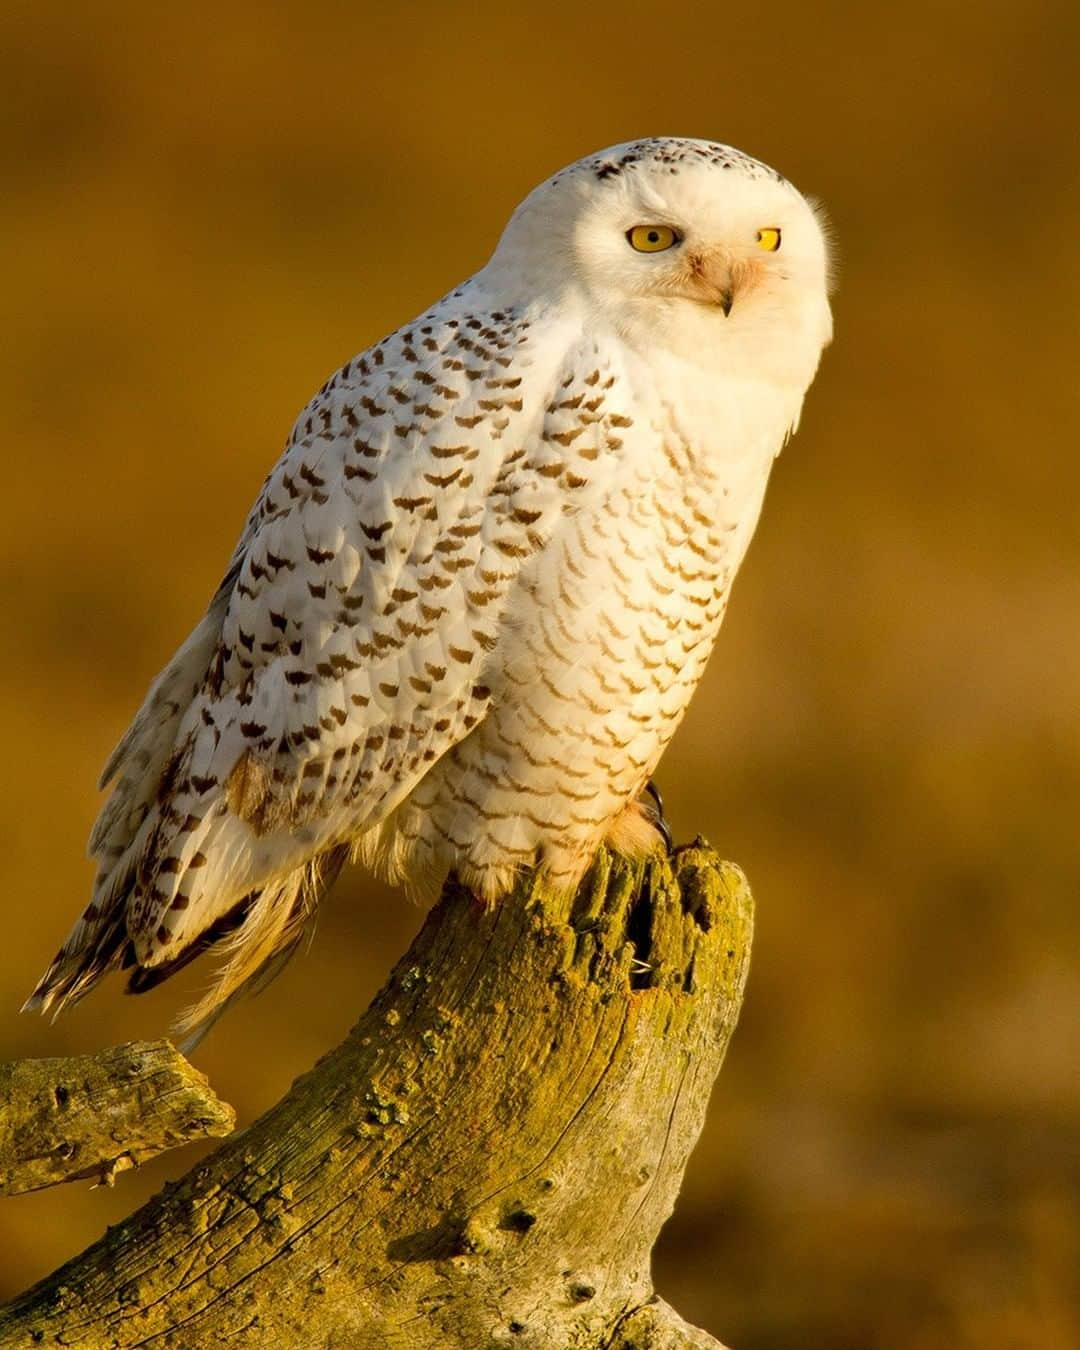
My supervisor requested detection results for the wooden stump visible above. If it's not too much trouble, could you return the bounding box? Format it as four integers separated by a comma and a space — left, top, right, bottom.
0, 842, 752, 1348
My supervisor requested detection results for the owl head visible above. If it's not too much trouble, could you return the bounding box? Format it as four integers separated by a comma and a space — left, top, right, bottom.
485, 137, 833, 380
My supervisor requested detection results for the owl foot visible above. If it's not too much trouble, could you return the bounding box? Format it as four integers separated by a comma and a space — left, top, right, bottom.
604, 794, 669, 860
640, 779, 674, 853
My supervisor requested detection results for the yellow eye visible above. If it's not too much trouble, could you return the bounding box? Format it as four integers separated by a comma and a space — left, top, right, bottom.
627, 224, 680, 253
756, 227, 782, 252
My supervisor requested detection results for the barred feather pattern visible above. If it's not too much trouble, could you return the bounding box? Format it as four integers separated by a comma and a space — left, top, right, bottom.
26, 138, 831, 1039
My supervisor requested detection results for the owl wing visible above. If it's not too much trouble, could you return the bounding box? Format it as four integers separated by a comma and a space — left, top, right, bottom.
29, 296, 633, 1020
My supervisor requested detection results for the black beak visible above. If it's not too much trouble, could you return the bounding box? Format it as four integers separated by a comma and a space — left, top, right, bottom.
719, 289, 734, 318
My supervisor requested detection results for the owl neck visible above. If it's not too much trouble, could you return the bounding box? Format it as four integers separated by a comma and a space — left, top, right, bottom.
606, 290, 829, 398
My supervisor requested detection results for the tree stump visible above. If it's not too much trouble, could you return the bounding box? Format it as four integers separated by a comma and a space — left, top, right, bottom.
0, 842, 752, 1348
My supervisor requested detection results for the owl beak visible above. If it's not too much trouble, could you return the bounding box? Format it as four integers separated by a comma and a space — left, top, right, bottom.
687, 252, 737, 315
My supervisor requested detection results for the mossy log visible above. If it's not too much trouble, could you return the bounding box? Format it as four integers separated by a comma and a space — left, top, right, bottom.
0, 842, 752, 1348
0, 1041, 235, 1196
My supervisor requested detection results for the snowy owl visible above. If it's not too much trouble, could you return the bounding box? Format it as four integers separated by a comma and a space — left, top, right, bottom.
28, 138, 832, 1039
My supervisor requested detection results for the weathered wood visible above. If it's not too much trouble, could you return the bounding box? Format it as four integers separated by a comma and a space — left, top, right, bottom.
0, 1040, 235, 1196
0, 842, 751, 1347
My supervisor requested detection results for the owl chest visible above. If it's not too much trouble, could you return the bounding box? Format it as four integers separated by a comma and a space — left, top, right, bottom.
512, 442, 759, 706
595, 460, 743, 664
492, 354, 784, 718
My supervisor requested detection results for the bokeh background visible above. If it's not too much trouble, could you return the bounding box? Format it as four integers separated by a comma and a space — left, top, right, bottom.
2, 2, 1078, 1345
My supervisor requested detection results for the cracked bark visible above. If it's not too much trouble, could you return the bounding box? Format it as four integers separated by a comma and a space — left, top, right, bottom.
0, 842, 751, 1348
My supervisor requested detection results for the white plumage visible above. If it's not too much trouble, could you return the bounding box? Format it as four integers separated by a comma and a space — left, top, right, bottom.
28, 137, 832, 1037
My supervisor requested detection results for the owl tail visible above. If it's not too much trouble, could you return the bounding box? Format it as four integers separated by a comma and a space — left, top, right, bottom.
164, 844, 348, 1050
22, 900, 133, 1020
24, 845, 348, 1050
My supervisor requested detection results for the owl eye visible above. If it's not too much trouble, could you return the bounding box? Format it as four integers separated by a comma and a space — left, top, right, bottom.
627, 225, 680, 253
755, 227, 782, 252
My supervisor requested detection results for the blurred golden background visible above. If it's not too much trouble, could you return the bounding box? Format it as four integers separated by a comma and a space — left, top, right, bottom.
2, 2, 1078, 1345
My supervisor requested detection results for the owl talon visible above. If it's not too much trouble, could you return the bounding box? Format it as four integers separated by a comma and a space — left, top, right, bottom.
641, 779, 674, 853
